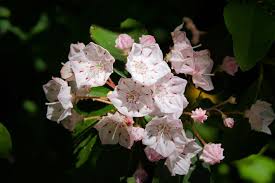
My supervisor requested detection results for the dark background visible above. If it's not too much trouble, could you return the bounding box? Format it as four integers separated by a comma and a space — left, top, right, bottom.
1, 0, 274, 182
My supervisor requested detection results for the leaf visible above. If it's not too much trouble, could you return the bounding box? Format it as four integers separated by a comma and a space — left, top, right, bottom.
224, 1, 275, 71
73, 118, 98, 138
0, 123, 12, 158
75, 135, 97, 168
120, 18, 143, 29
90, 25, 126, 61
86, 104, 115, 117
0, 7, 10, 18
235, 154, 275, 183
89, 86, 110, 97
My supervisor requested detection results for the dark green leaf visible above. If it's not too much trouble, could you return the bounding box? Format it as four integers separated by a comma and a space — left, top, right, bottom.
73, 118, 98, 137
120, 18, 143, 29
89, 86, 110, 97
0, 123, 12, 158
224, 1, 275, 71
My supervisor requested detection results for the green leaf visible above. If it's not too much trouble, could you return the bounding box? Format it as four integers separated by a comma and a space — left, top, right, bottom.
73, 118, 98, 137
22, 100, 37, 114
86, 105, 115, 117
120, 18, 143, 29
75, 135, 97, 168
224, 1, 275, 71
235, 154, 275, 183
0, 7, 11, 18
90, 25, 126, 61
0, 123, 12, 158
89, 86, 110, 97
126, 177, 135, 183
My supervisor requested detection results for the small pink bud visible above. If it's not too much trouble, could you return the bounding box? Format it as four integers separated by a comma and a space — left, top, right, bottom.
132, 127, 145, 141
191, 108, 208, 123
223, 117, 234, 128
221, 56, 238, 76
199, 143, 224, 165
139, 35, 156, 45
115, 34, 134, 52
134, 167, 148, 183
144, 147, 164, 162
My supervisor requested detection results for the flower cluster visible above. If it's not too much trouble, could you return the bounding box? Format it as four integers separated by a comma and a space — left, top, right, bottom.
43, 22, 275, 178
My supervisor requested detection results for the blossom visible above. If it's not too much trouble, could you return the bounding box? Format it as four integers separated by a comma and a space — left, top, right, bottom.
220, 56, 238, 76
139, 35, 156, 45
191, 108, 208, 123
60, 61, 74, 81
134, 167, 148, 183
142, 116, 184, 157
108, 78, 154, 117
43, 77, 73, 122
61, 110, 83, 131
132, 127, 145, 141
115, 34, 134, 53
171, 24, 191, 45
70, 42, 115, 88
94, 112, 135, 149
191, 50, 214, 91
199, 143, 224, 165
245, 100, 275, 135
68, 42, 86, 61
126, 43, 171, 86
144, 147, 164, 162
223, 117, 234, 128
151, 73, 189, 118
165, 130, 202, 176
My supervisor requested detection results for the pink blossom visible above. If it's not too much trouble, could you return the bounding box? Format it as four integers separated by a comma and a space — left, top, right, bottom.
199, 143, 224, 165
132, 127, 145, 141
223, 117, 234, 128
94, 112, 135, 149
221, 56, 238, 76
171, 24, 191, 45
139, 35, 156, 45
107, 78, 154, 117
68, 42, 86, 61
134, 167, 148, 183
144, 147, 164, 162
191, 108, 208, 123
126, 43, 170, 86
115, 34, 134, 53
245, 100, 275, 135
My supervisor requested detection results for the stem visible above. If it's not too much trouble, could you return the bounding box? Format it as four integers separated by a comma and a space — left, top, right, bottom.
106, 78, 116, 89
92, 98, 112, 105
183, 111, 192, 115
84, 116, 101, 121
192, 125, 206, 145
224, 111, 244, 115
76, 96, 112, 105
207, 97, 231, 111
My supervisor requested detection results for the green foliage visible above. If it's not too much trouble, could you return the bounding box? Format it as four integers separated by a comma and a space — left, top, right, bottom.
89, 86, 110, 97
0, 7, 10, 18
224, 1, 275, 71
22, 100, 37, 114
235, 154, 275, 183
0, 123, 12, 158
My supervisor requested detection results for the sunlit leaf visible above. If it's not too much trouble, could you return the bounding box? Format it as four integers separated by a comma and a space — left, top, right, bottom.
22, 100, 37, 114
0, 123, 12, 158
89, 86, 110, 97
235, 154, 275, 183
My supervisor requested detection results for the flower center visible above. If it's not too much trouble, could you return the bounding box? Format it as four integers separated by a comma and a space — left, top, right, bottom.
132, 61, 147, 75
126, 90, 139, 103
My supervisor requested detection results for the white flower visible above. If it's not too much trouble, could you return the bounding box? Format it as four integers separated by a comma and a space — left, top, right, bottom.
165, 130, 202, 176
126, 43, 171, 86
43, 77, 73, 122
68, 42, 86, 61
151, 73, 189, 118
142, 116, 184, 157
60, 61, 74, 81
94, 112, 135, 149
108, 78, 154, 117
245, 100, 275, 134
132, 127, 145, 141
70, 42, 115, 88
192, 50, 214, 91
61, 110, 83, 131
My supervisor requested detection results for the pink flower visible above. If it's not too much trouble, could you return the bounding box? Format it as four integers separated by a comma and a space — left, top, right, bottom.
115, 34, 134, 53
223, 117, 234, 128
139, 35, 156, 45
144, 147, 164, 162
107, 78, 154, 117
68, 42, 86, 61
191, 108, 208, 123
94, 112, 135, 149
199, 143, 224, 165
221, 56, 238, 76
134, 167, 148, 183
245, 100, 275, 135
132, 127, 145, 141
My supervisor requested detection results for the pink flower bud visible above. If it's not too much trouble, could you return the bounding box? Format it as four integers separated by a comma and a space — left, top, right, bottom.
144, 147, 164, 162
115, 34, 134, 52
191, 108, 208, 123
223, 117, 234, 128
132, 127, 145, 141
199, 143, 224, 165
139, 35, 156, 45
134, 167, 148, 183
221, 56, 238, 76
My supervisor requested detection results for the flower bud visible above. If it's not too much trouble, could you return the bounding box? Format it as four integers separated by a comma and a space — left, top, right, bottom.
115, 34, 134, 53
223, 117, 234, 128
139, 35, 156, 45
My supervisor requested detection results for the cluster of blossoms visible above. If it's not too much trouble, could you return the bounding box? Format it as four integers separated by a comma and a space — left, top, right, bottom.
43, 22, 275, 179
